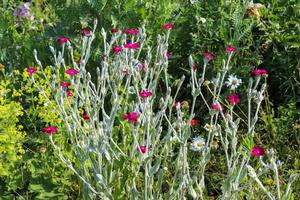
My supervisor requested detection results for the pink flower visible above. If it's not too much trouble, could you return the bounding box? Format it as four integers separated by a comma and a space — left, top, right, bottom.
225, 45, 237, 53
57, 37, 69, 44
113, 46, 122, 54
42, 126, 57, 135
137, 145, 148, 154
203, 52, 215, 60
211, 103, 225, 111
164, 53, 172, 59
190, 119, 199, 126
125, 29, 139, 35
124, 42, 140, 49
83, 113, 90, 121
111, 28, 118, 33
227, 93, 240, 104
251, 147, 266, 157
122, 112, 138, 124
122, 69, 129, 75
162, 23, 174, 29
250, 69, 268, 76
66, 69, 78, 75
67, 90, 73, 97
60, 82, 70, 88
174, 101, 181, 109
80, 29, 92, 37
26, 67, 37, 74
139, 91, 152, 98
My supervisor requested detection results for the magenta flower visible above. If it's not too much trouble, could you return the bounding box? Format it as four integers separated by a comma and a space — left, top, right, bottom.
26, 67, 37, 74
66, 90, 73, 97
122, 69, 129, 75
111, 28, 118, 33
60, 82, 70, 88
80, 29, 92, 37
250, 69, 268, 76
82, 113, 90, 121
251, 147, 266, 157
137, 145, 148, 154
113, 46, 122, 54
66, 69, 78, 75
211, 103, 225, 111
227, 93, 241, 104
225, 45, 237, 53
192, 63, 198, 71
162, 23, 174, 29
122, 112, 138, 124
174, 101, 181, 109
139, 91, 152, 98
124, 42, 140, 49
164, 53, 172, 59
42, 126, 57, 135
203, 52, 215, 61
125, 29, 139, 35
57, 37, 70, 44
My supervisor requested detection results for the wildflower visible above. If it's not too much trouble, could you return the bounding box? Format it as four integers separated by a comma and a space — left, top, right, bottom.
251, 147, 266, 157
162, 23, 174, 29
57, 37, 70, 44
203, 52, 215, 63
125, 29, 139, 35
42, 126, 57, 135
204, 124, 214, 132
226, 45, 237, 53
225, 75, 242, 90
192, 63, 198, 71
60, 82, 70, 88
211, 103, 225, 111
139, 90, 152, 98
67, 90, 73, 97
26, 67, 37, 74
111, 28, 118, 33
137, 145, 148, 154
164, 53, 172, 59
122, 69, 129, 75
66, 69, 78, 75
80, 29, 92, 37
113, 46, 122, 54
211, 138, 219, 149
124, 42, 140, 49
122, 112, 138, 124
227, 93, 241, 104
250, 69, 268, 76
190, 119, 199, 126
82, 113, 90, 121
174, 102, 181, 109
190, 137, 206, 151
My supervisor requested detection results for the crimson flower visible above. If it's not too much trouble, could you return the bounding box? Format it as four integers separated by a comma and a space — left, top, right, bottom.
113, 46, 122, 54
57, 37, 69, 44
227, 93, 240, 104
66, 90, 73, 97
83, 113, 90, 121
122, 112, 138, 124
66, 69, 78, 75
60, 82, 70, 88
124, 42, 140, 49
81, 29, 92, 37
203, 52, 215, 61
211, 103, 225, 111
192, 63, 198, 71
111, 28, 118, 33
162, 23, 174, 29
225, 45, 237, 53
139, 90, 152, 98
42, 126, 57, 135
250, 69, 268, 76
26, 67, 37, 74
164, 53, 172, 59
190, 119, 199, 126
125, 29, 139, 35
251, 147, 266, 157
137, 145, 148, 154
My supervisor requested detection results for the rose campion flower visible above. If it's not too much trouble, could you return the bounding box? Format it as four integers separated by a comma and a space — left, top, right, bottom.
124, 42, 140, 49
42, 126, 57, 135
251, 147, 266, 157
122, 112, 138, 124
113, 46, 122, 54
226, 45, 237, 53
162, 23, 174, 29
190, 119, 199, 126
57, 37, 70, 44
60, 82, 70, 88
125, 29, 139, 35
111, 28, 118, 33
164, 53, 172, 59
211, 103, 225, 111
227, 93, 241, 104
139, 91, 152, 98
137, 145, 148, 154
203, 52, 215, 62
250, 69, 268, 76
192, 63, 198, 71
82, 113, 90, 121
26, 67, 37, 74
80, 29, 92, 37
66, 69, 78, 75
122, 69, 129, 75
67, 90, 73, 97
174, 102, 181, 109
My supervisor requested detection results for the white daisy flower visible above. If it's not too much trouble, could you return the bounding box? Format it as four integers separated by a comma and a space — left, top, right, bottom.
225, 75, 242, 90
190, 137, 206, 151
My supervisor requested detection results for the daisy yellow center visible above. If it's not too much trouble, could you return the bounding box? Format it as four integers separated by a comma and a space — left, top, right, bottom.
196, 142, 204, 148
231, 80, 238, 85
